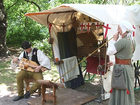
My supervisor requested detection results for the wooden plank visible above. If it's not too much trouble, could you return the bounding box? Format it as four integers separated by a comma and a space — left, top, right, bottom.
28, 88, 95, 105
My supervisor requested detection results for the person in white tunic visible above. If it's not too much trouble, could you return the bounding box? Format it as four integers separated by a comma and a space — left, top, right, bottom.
107, 21, 135, 105
12, 41, 51, 101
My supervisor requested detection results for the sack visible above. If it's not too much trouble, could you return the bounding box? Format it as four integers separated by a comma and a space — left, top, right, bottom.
111, 65, 126, 89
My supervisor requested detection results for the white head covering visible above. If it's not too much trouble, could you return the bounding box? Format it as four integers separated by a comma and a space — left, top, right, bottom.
119, 20, 135, 39
119, 20, 134, 33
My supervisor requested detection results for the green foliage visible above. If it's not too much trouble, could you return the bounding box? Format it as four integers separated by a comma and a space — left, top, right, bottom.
33, 38, 53, 59
6, 18, 47, 45
131, 0, 140, 5
48, 0, 100, 6
5, 0, 46, 45
4, 0, 53, 58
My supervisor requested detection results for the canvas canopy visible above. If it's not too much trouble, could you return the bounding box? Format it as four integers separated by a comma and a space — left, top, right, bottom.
25, 4, 140, 25
25, 4, 140, 61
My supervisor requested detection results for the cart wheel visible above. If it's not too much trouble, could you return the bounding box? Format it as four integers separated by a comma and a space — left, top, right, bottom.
79, 57, 96, 82
83, 71, 96, 82
134, 60, 140, 90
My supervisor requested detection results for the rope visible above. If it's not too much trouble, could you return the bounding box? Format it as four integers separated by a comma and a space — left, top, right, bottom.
47, 12, 76, 27
53, 36, 113, 82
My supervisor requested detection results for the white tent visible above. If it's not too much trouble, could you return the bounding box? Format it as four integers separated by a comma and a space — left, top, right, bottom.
25, 4, 140, 25
25, 4, 140, 61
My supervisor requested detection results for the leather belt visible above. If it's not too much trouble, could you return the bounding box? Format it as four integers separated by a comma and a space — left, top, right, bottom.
115, 57, 131, 65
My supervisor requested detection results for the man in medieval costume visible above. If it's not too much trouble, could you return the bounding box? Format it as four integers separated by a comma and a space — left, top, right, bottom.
12, 41, 51, 101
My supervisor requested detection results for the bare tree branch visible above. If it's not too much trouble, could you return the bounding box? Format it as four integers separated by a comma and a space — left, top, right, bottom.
6, 0, 18, 11
24, 0, 41, 11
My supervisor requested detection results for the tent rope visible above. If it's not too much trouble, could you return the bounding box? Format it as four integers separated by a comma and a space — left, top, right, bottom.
47, 12, 76, 27
53, 36, 113, 82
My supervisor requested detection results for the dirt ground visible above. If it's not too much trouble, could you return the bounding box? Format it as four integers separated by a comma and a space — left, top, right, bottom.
0, 82, 140, 105
0, 55, 140, 105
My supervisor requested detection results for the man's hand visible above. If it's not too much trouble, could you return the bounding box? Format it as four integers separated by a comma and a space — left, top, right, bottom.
13, 57, 19, 63
34, 66, 42, 72
107, 62, 113, 67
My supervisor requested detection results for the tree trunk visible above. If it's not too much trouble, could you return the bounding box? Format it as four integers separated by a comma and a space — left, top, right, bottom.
0, 0, 8, 57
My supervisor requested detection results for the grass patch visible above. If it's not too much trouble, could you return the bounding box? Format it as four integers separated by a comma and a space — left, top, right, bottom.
0, 59, 59, 85
0, 60, 16, 84
0, 61, 10, 69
